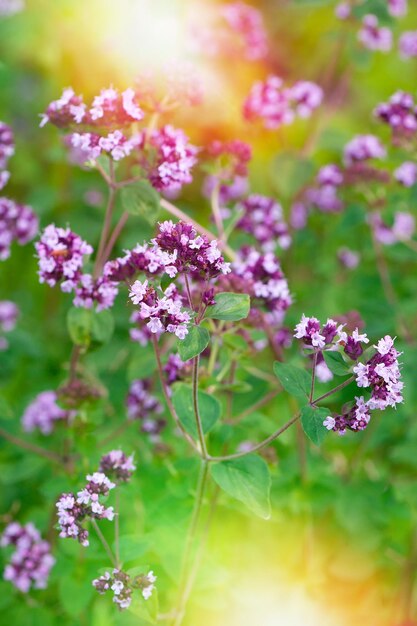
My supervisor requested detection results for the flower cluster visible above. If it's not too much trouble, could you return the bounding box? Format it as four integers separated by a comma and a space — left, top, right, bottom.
104, 243, 168, 284
358, 15, 392, 52
56, 472, 115, 546
394, 161, 417, 187
21, 390, 72, 435
73, 274, 118, 312
70, 130, 134, 163
126, 379, 165, 436
243, 76, 323, 129
129, 281, 191, 340
0, 0, 25, 16
230, 248, 292, 325
206, 139, 252, 180
189, 1, 267, 61
354, 335, 403, 410
41, 86, 144, 129
163, 353, 191, 386
323, 397, 372, 435
136, 125, 198, 194
35, 224, 92, 290
93, 568, 156, 610
370, 211, 415, 245
305, 164, 344, 213
0, 300, 18, 350
399, 31, 417, 59
236, 194, 291, 250
153, 220, 230, 279
0, 197, 38, 260
0, 121, 14, 190
1, 522, 55, 593
343, 134, 386, 166
374, 91, 417, 138
388, 0, 408, 17
99, 450, 136, 483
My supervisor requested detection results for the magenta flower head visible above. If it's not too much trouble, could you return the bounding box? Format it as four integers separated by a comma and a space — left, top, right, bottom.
220, 2, 268, 60
399, 31, 417, 59
236, 194, 291, 251
358, 15, 392, 52
0, 300, 19, 333
22, 390, 73, 435
388, 0, 408, 17
99, 450, 136, 483
343, 134, 386, 166
0, 121, 14, 170
73, 273, 118, 311
394, 161, 417, 187
206, 139, 252, 180
152, 220, 230, 279
0, 198, 38, 260
1, 522, 55, 593
35, 224, 93, 291
374, 91, 417, 137
126, 379, 164, 435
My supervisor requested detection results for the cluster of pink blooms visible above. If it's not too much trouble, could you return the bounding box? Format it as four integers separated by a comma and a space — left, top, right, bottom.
0, 0, 25, 16
236, 194, 291, 251
56, 472, 116, 547
0, 122, 14, 190
295, 314, 369, 359
0, 197, 38, 260
93, 568, 156, 610
305, 164, 344, 214
136, 125, 198, 194
343, 134, 386, 166
35, 225, 118, 311
229, 248, 292, 325
374, 91, 417, 138
399, 31, 417, 59
1, 522, 55, 593
129, 281, 191, 340
335, 0, 408, 20
152, 220, 231, 279
70, 130, 134, 163
369, 211, 415, 246
126, 379, 165, 436
21, 390, 72, 435
104, 243, 169, 284
0, 300, 18, 350
394, 161, 417, 187
99, 450, 136, 483
189, 1, 267, 61
243, 75, 323, 129
40, 86, 143, 130
207, 139, 252, 180
358, 15, 392, 52
163, 353, 191, 386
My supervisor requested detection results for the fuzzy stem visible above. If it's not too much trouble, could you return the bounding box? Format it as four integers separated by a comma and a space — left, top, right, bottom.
93, 161, 117, 279
210, 183, 225, 242
101, 211, 129, 264
91, 519, 117, 567
192, 356, 208, 459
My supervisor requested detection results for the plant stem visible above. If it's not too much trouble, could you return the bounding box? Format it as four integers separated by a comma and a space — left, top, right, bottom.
192, 356, 208, 459
91, 518, 117, 567
101, 211, 129, 263
152, 336, 200, 454
171, 460, 209, 626
0, 427, 62, 463
310, 351, 318, 403
93, 162, 116, 279
312, 376, 354, 405
115, 489, 120, 567
210, 183, 225, 242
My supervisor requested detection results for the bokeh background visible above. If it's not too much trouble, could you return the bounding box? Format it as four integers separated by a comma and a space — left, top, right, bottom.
1, 0, 417, 624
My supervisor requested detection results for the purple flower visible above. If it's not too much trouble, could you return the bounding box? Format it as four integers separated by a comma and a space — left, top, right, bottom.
358, 15, 392, 52
126, 379, 163, 422
394, 161, 417, 187
344, 134, 386, 166
73, 273, 118, 311
288, 81, 323, 119
335, 2, 350, 19
93, 569, 133, 610
1, 522, 55, 592
69, 130, 134, 163
338, 247, 360, 269
35, 224, 92, 290
0, 300, 18, 333
399, 31, 417, 59
0, 198, 38, 260
236, 194, 291, 251
220, 2, 268, 60
388, 0, 407, 17
56, 472, 115, 547
0, 121, 14, 171
99, 450, 136, 483
374, 91, 417, 136
21, 391, 72, 435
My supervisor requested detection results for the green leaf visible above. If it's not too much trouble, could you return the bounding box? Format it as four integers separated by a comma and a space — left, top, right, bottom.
91, 309, 114, 344
323, 351, 351, 376
116, 535, 151, 562
172, 383, 221, 438
206, 292, 250, 321
121, 180, 161, 224
177, 325, 210, 361
210, 455, 271, 519
67, 307, 92, 347
59, 574, 94, 617
300, 405, 330, 445
273, 362, 311, 403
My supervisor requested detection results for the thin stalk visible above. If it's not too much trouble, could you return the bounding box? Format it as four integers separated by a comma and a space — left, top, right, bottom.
310, 351, 318, 402
0, 427, 62, 463
210, 183, 225, 242
207, 413, 300, 462
227, 388, 282, 424
101, 211, 129, 264
183, 274, 194, 311
152, 336, 200, 454
312, 376, 354, 405
93, 162, 117, 279
192, 356, 208, 459
115, 489, 120, 567
91, 519, 117, 567
171, 460, 209, 626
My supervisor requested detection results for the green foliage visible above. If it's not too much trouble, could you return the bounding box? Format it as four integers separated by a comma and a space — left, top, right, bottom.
205, 292, 250, 321
177, 325, 210, 361
67, 307, 114, 347
121, 180, 161, 224
300, 405, 330, 445
171, 383, 221, 438
323, 351, 352, 376
273, 362, 312, 404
